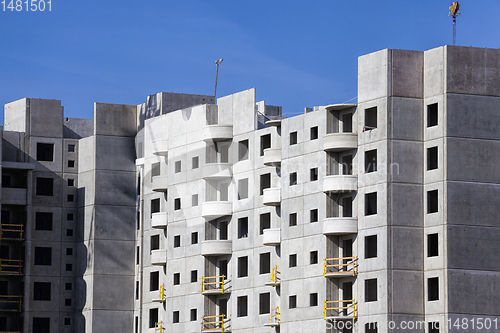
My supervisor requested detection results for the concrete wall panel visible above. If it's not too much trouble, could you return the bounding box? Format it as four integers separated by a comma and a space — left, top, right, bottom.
446, 46, 500, 97
29, 98, 63, 138
447, 182, 500, 227
447, 270, 500, 316
447, 225, 500, 271
4, 98, 27, 132
93, 204, 135, 241
446, 138, 500, 183
94, 170, 136, 206
390, 227, 423, 271
391, 49, 424, 99
94, 103, 136, 137
389, 141, 423, 184
358, 49, 389, 103
92, 239, 135, 275
95, 136, 136, 172
390, 184, 423, 227
424, 46, 445, 98
447, 94, 500, 140
390, 270, 424, 314
89, 309, 133, 332
390, 97, 423, 141
91, 274, 134, 310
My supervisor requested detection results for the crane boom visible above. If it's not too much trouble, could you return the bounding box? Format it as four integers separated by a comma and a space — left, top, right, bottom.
449, 2, 461, 46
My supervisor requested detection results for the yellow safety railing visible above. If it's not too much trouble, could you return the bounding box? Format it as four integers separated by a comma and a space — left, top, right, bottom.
270, 306, 280, 325
158, 283, 165, 302
323, 256, 358, 277
270, 265, 279, 285
154, 321, 163, 333
0, 224, 24, 241
0, 259, 23, 275
0, 295, 22, 312
201, 314, 225, 332
323, 299, 356, 320
201, 275, 225, 294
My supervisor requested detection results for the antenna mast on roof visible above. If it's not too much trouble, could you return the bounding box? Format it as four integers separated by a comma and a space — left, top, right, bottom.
449, 1, 461, 45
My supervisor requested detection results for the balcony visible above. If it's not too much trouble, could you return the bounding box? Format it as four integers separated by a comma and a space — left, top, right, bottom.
1, 188, 27, 205
323, 299, 356, 321
323, 175, 357, 193
323, 133, 358, 152
263, 228, 281, 246
151, 212, 168, 229
325, 103, 357, 111
264, 266, 280, 287
153, 284, 166, 303
201, 275, 230, 295
203, 125, 233, 141
150, 250, 167, 266
135, 158, 145, 166
263, 148, 281, 167
151, 175, 168, 192
0, 295, 22, 312
0, 259, 22, 275
154, 322, 164, 332
2, 161, 35, 169
264, 306, 280, 327
201, 202, 232, 220
202, 163, 232, 179
201, 314, 226, 333
323, 257, 358, 278
201, 240, 232, 256
323, 217, 357, 235
152, 139, 168, 156
265, 118, 282, 127
0, 224, 24, 241
263, 188, 281, 206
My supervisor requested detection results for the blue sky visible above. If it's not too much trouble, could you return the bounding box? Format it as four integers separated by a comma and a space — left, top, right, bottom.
1, 0, 499, 124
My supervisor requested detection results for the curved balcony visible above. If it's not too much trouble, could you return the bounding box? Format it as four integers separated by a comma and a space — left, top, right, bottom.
325, 103, 357, 111
152, 139, 168, 156
201, 201, 232, 220
201, 240, 232, 256
135, 158, 145, 166
263, 228, 281, 246
265, 119, 282, 127
263, 148, 281, 167
151, 250, 167, 266
202, 163, 232, 179
323, 217, 357, 235
151, 175, 168, 192
323, 175, 357, 193
323, 133, 358, 152
263, 188, 281, 206
151, 212, 168, 229
203, 125, 233, 141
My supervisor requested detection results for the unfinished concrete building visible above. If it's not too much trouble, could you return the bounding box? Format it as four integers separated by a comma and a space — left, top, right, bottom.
0, 45, 499, 333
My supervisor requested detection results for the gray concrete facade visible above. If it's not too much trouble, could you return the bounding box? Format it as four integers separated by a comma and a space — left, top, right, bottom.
1, 46, 499, 333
